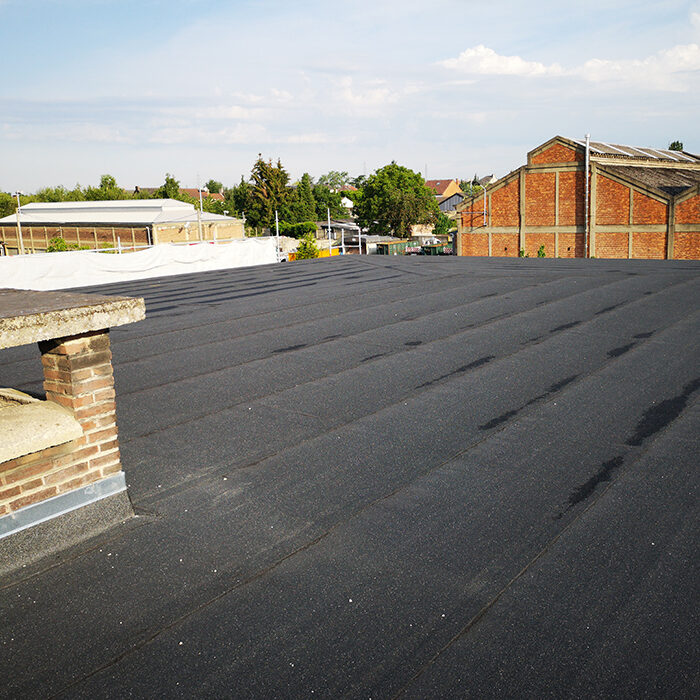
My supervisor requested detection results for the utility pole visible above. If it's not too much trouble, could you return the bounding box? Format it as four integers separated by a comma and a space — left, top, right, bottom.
275, 209, 280, 261
13, 191, 25, 255
327, 207, 332, 255
197, 182, 207, 242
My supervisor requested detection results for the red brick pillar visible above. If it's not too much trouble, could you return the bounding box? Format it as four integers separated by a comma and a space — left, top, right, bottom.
38, 330, 123, 487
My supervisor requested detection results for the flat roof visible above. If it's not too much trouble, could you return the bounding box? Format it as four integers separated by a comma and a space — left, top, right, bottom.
1, 256, 698, 697
0, 199, 239, 226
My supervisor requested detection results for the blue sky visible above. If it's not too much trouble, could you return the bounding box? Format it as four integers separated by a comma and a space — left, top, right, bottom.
2, 0, 699, 191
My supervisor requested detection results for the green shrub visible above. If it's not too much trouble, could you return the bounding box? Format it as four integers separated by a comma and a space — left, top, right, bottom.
537, 244, 546, 257
295, 232, 320, 259
279, 221, 317, 239
46, 236, 89, 252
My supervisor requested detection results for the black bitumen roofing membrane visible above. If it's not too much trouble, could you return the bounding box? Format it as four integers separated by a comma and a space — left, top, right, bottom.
1, 255, 699, 698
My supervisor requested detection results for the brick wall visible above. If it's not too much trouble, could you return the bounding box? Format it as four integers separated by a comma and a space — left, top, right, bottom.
596, 176, 630, 226
675, 193, 700, 224
558, 172, 584, 226
492, 234, 519, 257
462, 233, 489, 256
558, 233, 585, 258
524, 233, 556, 258
0, 331, 123, 516
491, 179, 519, 227
525, 172, 556, 226
531, 143, 583, 164
674, 231, 700, 259
461, 195, 487, 230
633, 191, 667, 225
632, 232, 666, 260
596, 232, 629, 259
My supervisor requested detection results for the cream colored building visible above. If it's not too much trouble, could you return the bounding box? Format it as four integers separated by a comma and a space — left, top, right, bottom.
0, 199, 244, 254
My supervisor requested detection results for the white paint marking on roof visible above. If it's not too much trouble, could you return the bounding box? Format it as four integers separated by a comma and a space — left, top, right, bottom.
646, 147, 679, 161
597, 141, 633, 156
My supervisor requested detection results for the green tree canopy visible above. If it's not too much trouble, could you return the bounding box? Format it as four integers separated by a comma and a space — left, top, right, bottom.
668, 140, 684, 151
354, 162, 439, 238
33, 184, 85, 202
433, 211, 456, 237
247, 155, 291, 230
205, 179, 223, 194
225, 177, 252, 220
289, 173, 317, 223
156, 173, 181, 199
295, 231, 320, 259
0, 192, 16, 218
84, 174, 128, 201
312, 184, 345, 220
317, 170, 349, 191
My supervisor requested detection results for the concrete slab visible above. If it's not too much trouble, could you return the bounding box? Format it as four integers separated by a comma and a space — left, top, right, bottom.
0, 288, 145, 349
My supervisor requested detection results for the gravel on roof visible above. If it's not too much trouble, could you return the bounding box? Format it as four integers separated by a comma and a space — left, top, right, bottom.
1, 255, 699, 699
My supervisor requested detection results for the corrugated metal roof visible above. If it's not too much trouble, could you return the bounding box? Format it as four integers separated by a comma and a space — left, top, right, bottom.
568, 138, 700, 164
0, 199, 237, 226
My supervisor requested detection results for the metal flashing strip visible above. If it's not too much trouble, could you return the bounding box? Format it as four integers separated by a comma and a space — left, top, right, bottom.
0, 472, 126, 539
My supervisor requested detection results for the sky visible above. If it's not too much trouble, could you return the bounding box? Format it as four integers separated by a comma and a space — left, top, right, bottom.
1, 0, 699, 192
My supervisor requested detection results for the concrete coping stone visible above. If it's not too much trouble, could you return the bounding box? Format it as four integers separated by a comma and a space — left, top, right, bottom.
0, 288, 145, 350
0, 401, 83, 463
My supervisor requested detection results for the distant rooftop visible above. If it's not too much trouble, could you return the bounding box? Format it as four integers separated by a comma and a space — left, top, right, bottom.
0, 199, 237, 226
425, 179, 459, 196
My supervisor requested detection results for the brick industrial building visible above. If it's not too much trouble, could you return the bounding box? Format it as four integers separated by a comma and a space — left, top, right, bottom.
455, 136, 700, 259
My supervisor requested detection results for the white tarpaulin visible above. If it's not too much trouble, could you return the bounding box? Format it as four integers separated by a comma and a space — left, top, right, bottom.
0, 239, 278, 291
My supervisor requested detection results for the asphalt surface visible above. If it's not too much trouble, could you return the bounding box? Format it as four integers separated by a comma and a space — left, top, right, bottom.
0, 255, 698, 699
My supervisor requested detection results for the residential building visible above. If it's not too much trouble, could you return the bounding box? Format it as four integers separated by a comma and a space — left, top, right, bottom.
425, 179, 463, 199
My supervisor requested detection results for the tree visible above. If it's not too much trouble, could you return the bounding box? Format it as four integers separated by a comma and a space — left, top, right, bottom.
354, 162, 439, 238
247, 155, 291, 230
156, 173, 181, 199
349, 174, 367, 189
289, 173, 317, 223
295, 231, 320, 259
0, 192, 16, 218
312, 184, 345, 220
668, 140, 684, 151
317, 170, 349, 191
433, 211, 455, 237
205, 179, 223, 194
33, 184, 84, 202
84, 174, 128, 200
225, 177, 252, 219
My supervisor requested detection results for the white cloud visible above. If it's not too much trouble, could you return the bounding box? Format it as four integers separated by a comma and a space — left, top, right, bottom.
440, 42, 700, 92
192, 105, 260, 120
335, 77, 400, 109
284, 133, 330, 144
439, 45, 564, 77
577, 43, 700, 91
692, 11, 700, 34
149, 123, 269, 145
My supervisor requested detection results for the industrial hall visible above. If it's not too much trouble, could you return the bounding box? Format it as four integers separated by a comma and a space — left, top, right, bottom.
456, 136, 700, 260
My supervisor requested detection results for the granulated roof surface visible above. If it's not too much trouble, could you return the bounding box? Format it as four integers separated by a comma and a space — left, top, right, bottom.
1, 255, 698, 698
603, 164, 700, 196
